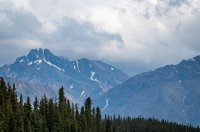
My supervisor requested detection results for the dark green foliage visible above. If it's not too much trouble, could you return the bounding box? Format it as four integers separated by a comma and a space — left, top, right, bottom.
105, 116, 112, 132
84, 97, 92, 131
0, 78, 199, 132
80, 106, 86, 132
58, 86, 66, 112
33, 96, 39, 112
96, 107, 102, 132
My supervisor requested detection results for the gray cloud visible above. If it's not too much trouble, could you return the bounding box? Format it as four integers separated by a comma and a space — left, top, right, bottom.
0, 10, 41, 39
178, 17, 200, 51
0, 0, 200, 76
41, 17, 124, 60
52, 17, 123, 45
167, 0, 189, 7
0, 9, 43, 65
0, 8, 124, 67
137, 0, 193, 19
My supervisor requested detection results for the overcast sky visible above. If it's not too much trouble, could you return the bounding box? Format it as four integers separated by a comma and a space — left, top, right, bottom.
0, 0, 200, 76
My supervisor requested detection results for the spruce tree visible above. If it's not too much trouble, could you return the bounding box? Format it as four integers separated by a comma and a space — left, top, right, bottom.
84, 97, 92, 132
53, 100, 63, 131
31, 111, 42, 131
23, 97, 32, 131
58, 86, 66, 112
92, 107, 96, 131
46, 98, 54, 132
75, 103, 80, 132
33, 97, 39, 112
105, 116, 112, 132
80, 106, 86, 132
11, 85, 21, 131
96, 107, 102, 132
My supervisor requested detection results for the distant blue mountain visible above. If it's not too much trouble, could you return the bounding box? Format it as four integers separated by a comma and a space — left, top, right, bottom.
94, 55, 200, 126
0, 48, 129, 104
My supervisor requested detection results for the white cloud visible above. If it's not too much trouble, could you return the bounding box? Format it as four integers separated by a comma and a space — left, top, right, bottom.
0, 0, 200, 75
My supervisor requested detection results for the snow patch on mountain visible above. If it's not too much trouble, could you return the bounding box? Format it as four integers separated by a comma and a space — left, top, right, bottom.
34, 60, 42, 64
111, 67, 114, 70
173, 66, 178, 73
44, 58, 64, 72
14, 73, 17, 78
28, 61, 33, 65
76, 60, 80, 72
8, 72, 18, 78
102, 98, 110, 111
80, 91, 85, 97
20, 59, 24, 62
183, 96, 186, 104
73, 63, 76, 70
90, 71, 100, 83
70, 85, 74, 89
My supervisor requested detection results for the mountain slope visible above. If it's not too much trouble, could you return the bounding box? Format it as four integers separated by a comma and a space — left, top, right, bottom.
94, 55, 200, 125
3, 77, 57, 101
0, 48, 129, 104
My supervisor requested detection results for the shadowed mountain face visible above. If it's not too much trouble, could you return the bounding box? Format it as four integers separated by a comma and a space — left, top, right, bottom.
0, 48, 129, 104
94, 56, 200, 126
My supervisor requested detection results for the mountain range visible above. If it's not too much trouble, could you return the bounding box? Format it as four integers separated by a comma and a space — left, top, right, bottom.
0, 48, 128, 104
0, 48, 200, 126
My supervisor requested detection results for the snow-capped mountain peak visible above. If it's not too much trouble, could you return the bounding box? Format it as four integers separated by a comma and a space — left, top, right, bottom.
14, 49, 70, 73
15, 48, 57, 64
0, 48, 129, 105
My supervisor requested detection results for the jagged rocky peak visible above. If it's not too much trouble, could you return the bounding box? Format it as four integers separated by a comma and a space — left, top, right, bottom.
15, 48, 56, 64
28, 48, 44, 58
0, 48, 129, 106
179, 55, 200, 65
26, 48, 53, 61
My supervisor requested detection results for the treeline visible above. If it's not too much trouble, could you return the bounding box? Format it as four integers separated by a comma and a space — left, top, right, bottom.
0, 77, 199, 132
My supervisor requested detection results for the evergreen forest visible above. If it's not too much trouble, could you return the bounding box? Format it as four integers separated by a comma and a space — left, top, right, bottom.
0, 77, 199, 132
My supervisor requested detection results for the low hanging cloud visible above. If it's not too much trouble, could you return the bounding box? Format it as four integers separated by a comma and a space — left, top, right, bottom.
0, 0, 200, 76
49, 17, 123, 57
0, 6, 124, 67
